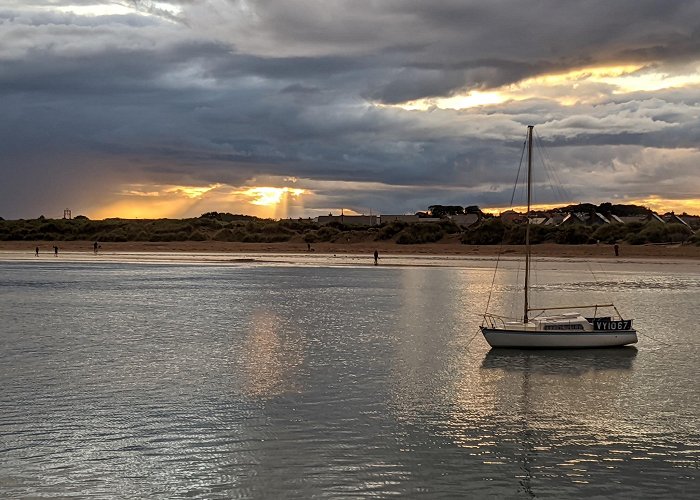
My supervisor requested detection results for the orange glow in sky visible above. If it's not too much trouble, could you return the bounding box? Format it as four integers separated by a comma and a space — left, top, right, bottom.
89, 183, 310, 219
623, 197, 700, 215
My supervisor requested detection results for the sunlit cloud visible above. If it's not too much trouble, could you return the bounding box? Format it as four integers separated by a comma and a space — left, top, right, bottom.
53, 1, 183, 18
165, 184, 222, 199
394, 63, 700, 111
397, 91, 507, 111
234, 187, 306, 207
119, 188, 161, 197
54, 4, 135, 16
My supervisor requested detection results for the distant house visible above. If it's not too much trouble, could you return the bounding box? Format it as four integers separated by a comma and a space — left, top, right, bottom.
589, 212, 611, 226
679, 214, 700, 230
556, 212, 610, 226
380, 214, 419, 224
616, 215, 647, 224
560, 213, 588, 225
280, 217, 316, 223
646, 213, 666, 224
663, 213, 691, 228
529, 217, 548, 225
615, 213, 665, 225
448, 213, 481, 227
317, 215, 378, 226
500, 210, 525, 224
609, 214, 625, 224
544, 214, 565, 226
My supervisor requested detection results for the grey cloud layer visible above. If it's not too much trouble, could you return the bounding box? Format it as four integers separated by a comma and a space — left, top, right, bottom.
1, 1, 700, 217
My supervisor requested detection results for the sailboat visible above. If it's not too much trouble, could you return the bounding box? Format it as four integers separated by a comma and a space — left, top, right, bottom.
480, 126, 638, 348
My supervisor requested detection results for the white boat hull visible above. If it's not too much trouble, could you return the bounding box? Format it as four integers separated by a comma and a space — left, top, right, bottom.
480, 327, 638, 348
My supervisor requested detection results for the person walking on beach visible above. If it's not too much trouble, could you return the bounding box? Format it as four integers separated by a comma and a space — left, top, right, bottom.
94, 241, 98, 254
374, 249, 379, 265
613, 243, 619, 257
53, 245, 58, 257
35, 246, 39, 257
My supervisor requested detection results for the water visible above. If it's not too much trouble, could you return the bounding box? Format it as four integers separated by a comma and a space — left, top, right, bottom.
1, 258, 698, 498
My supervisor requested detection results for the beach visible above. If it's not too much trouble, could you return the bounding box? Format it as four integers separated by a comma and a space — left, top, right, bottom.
2, 239, 700, 260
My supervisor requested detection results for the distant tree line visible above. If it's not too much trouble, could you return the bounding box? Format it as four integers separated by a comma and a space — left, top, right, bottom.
0, 206, 697, 246
428, 205, 487, 217
459, 219, 695, 245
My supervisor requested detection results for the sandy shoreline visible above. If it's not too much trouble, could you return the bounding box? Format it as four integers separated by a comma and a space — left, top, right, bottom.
2, 240, 700, 260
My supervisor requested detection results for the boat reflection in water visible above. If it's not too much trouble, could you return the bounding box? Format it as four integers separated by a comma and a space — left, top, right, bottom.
478, 347, 637, 498
481, 347, 638, 375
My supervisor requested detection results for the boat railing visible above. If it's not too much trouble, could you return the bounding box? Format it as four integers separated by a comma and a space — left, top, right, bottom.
527, 303, 627, 320
482, 314, 509, 329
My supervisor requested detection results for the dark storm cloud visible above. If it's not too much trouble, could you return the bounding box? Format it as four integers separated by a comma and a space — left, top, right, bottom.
1, 1, 700, 217
177, 0, 700, 100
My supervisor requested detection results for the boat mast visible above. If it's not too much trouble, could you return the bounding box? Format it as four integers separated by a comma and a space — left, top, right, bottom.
524, 125, 533, 324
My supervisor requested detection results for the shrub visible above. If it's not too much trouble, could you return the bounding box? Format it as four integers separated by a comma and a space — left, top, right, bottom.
438, 219, 461, 234
555, 224, 593, 244
626, 223, 692, 245
260, 223, 293, 236
279, 219, 317, 231
213, 229, 234, 241
527, 224, 557, 244
316, 226, 340, 241
241, 232, 292, 243
396, 223, 444, 244
303, 231, 318, 243
593, 223, 632, 244
461, 219, 507, 245
152, 220, 192, 234
149, 231, 189, 242
133, 230, 150, 241
188, 230, 208, 241
192, 218, 222, 230
376, 221, 407, 240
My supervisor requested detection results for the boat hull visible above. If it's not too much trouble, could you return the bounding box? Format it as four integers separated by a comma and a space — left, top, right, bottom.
480, 327, 638, 348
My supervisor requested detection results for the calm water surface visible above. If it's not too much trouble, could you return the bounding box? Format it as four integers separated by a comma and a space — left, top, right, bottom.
0, 259, 698, 498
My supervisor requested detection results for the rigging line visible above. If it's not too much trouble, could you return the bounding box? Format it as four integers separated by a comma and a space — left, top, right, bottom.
511, 137, 528, 206
586, 259, 601, 286
585, 259, 618, 312
534, 129, 564, 198
483, 135, 528, 319
533, 133, 559, 203
540, 147, 567, 204
534, 130, 569, 203
463, 328, 484, 350
636, 330, 675, 347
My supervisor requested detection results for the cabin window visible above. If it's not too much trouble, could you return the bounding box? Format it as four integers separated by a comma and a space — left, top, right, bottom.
544, 324, 584, 331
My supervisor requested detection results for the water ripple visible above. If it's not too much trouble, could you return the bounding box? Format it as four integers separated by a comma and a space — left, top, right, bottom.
1, 262, 698, 498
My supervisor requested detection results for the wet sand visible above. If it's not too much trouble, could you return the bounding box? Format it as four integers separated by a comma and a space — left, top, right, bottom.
2, 240, 700, 259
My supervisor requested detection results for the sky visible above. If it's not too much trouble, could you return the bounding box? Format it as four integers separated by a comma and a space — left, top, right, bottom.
2, 0, 700, 220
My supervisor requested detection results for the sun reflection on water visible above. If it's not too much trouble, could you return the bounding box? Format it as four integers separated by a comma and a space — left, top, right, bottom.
240, 309, 304, 398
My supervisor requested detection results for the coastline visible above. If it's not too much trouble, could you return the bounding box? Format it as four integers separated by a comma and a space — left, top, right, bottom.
2, 240, 700, 260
